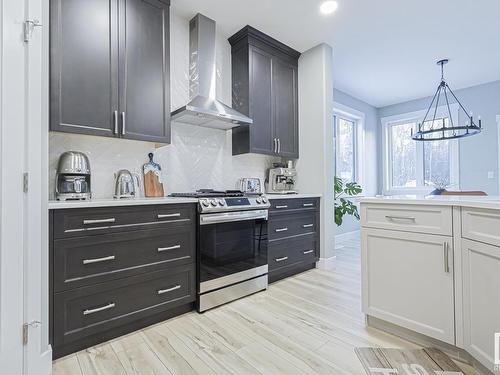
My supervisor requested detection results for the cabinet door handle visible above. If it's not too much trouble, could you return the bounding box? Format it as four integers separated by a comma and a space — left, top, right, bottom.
302, 224, 314, 228
83, 302, 115, 316
303, 203, 314, 207
158, 213, 181, 219
158, 245, 181, 252
443, 242, 450, 273
275, 256, 288, 262
277, 138, 281, 154
83, 218, 116, 225
121, 111, 126, 135
157, 285, 181, 295
113, 110, 118, 134
275, 227, 288, 232
385, 215, 416, 222
273, 138, 277, 153
303, 250, 314, 255
83, 255, 115, 265
275, 205, 288, 209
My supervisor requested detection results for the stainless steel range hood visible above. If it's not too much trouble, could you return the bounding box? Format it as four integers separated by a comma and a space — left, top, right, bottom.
171, 14, 253, 130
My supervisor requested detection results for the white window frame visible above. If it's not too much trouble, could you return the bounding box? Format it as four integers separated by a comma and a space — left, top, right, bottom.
381, 104, 460, 195
497, 115, 500, 195
333, 102, 365, 191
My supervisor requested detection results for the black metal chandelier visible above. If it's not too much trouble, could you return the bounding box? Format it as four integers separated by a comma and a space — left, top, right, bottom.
411, 59, 481, 141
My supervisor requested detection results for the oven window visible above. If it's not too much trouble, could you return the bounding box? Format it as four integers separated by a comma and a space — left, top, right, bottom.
199, 218, 268, 283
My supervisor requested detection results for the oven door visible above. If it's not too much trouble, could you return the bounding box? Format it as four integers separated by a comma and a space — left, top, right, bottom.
198, 209, 268, 293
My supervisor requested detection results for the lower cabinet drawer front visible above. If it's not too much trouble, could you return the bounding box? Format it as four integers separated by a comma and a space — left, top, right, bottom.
53, 265, 195, 346
53, 226, 195, 292
462, 207, 500, 247
269, 198, 319, 212
268, 234, 318, 272
269, 211, 317, 240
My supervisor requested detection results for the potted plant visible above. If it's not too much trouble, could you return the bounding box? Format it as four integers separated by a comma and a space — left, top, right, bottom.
334, 176, 362, 226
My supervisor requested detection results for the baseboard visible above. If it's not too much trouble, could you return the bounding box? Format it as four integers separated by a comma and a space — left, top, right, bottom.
316, 256, 337, 270
335, 230, 360, 243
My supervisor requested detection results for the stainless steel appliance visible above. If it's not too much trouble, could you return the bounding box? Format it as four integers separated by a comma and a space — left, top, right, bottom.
55, 151, 92, 200
170, 189, 269, 312
170, 14, 253, 130
114, 169, 141, 199
237, 178, 262, 195
266, 164, 297, 194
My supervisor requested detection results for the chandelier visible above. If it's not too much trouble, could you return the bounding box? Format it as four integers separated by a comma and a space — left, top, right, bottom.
411, 59, 481, 141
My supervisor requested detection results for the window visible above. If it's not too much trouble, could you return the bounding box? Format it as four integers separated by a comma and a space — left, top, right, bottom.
382, 106, 459, 194
335, 116, 356, 182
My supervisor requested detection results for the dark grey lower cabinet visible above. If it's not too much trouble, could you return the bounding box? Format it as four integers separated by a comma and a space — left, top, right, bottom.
49, 203, 196, 359
267, 198, 320, 283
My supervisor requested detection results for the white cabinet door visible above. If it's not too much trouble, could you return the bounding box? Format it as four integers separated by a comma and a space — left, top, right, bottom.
361, 228, 455, 344
462, 238, 500, 372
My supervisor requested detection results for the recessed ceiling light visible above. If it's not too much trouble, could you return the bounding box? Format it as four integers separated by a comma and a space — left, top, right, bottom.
320, 0, 338, 15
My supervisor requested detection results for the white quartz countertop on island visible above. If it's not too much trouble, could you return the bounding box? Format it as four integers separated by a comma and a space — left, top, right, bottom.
267, 193, 322, 199
48, 197, 199, 210
359, 195, 500, 210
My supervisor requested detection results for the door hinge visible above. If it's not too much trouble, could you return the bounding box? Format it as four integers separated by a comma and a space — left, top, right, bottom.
23, 172, 29, 193
23, 321, 41, 345
24, 19, 42, 43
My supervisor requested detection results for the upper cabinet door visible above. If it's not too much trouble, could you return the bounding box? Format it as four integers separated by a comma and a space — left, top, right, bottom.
50, 0, 119, 137
273, 59, 298, 158
118, 0, 171, 143
249, 46, 274, 155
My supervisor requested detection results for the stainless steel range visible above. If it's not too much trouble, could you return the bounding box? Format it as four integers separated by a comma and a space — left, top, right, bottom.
170, 190, 269, 312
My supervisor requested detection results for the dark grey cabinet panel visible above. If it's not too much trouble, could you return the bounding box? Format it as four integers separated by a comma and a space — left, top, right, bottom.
229, 26, 300, 158
50, 0, 118, 136
50, 0, 171, 143
119, 0, 171, 143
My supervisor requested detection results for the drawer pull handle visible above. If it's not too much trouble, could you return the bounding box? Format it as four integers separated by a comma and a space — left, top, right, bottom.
83, 302, 115, 316
275, 205, 288, 209
83, 218, 116, 225
275, 227, 288, 232
443, 242, 450, 273
158, 245, 181, 252
157, 285, 181, 295
385, 215, 416, 222
303, 203, 314, 207
302, 224, 314, 228
303, 250, 314, 255
275, 256, 288, 262
158, 213, 181, 219
83, 255, 115, 265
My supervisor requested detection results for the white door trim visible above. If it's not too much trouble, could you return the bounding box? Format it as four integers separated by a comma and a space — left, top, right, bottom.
497, 115, 500, 195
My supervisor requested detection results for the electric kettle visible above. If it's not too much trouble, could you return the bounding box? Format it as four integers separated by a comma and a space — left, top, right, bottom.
114, 170, 141, 199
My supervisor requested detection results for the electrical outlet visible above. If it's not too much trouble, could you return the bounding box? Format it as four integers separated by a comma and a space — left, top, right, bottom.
488, 171, 495, 179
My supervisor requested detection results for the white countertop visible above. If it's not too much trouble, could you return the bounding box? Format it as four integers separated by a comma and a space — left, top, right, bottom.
48, 197, 199, 210
359, 195, 500, 210
267, 193, 322, 199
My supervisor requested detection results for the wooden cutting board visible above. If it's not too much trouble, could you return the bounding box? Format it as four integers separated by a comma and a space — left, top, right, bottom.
143, 153, 164, 197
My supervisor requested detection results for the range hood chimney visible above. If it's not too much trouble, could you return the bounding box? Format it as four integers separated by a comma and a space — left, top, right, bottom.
171, 14, 253, 130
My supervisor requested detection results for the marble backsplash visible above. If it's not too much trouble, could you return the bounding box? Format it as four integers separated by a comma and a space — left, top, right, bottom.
49, 125, 279, 199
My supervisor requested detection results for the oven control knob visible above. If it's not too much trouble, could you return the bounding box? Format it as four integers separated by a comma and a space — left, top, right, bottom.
210, 199, 218, 207
218, 199, 225, 206
262, 197, 268, 203
201, 199, 210, 207
256, 197, 262, 204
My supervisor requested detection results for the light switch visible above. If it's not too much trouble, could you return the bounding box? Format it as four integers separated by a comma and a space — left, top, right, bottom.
488, 171, 495, 179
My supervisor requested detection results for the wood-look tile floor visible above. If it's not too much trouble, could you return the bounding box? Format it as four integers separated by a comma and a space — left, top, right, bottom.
53, 236, 482, 375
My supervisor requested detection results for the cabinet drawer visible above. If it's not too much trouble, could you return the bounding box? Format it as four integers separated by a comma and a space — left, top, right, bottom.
269, 198, 319, 212
53, 204, 195, 238
462, 207, 500, 247
53, 226, 195, 292
268, 234, 318, 272
269, 211, 317, 240
360, 203, 452, 236
53, 264, 195, 346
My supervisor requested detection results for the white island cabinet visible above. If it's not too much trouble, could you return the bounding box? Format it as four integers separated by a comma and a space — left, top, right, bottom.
360, 196, 500, 373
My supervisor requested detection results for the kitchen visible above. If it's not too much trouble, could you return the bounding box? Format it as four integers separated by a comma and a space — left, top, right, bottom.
1, 0, 500, 374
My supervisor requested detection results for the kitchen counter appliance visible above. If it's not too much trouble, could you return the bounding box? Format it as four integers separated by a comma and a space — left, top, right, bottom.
266, 163, 297, 194
170, 189, 269, 312
55, 151, 92, 200
114, 169, 140, 199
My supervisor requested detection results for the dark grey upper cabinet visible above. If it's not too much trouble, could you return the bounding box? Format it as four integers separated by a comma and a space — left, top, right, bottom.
50, 0, 171, 143
229, 26, 300, 158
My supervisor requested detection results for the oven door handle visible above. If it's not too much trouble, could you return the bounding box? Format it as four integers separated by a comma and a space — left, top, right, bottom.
199, 210, 268, 225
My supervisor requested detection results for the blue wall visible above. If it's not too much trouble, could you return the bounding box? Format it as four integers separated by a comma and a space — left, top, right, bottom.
378, 80, 500, 195
334, 89, 378, 236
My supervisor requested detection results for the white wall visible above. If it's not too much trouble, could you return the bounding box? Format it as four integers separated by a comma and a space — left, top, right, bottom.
49, 11, 278, 199
296, 44, 335, 261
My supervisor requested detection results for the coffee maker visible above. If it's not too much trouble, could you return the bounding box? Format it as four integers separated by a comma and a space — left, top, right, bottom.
55, 151, 92, 200
266, 162, 297, 194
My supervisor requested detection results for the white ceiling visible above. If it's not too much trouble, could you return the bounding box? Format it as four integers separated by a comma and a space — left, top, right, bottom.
171, 0, 500, 108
